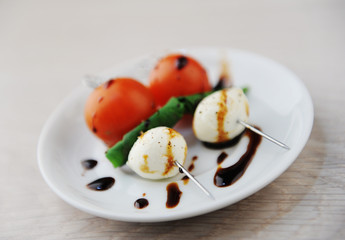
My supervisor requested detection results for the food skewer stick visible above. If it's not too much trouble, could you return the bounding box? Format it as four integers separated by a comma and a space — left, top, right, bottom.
174, 161, 215, 200
237, 120, 290, 150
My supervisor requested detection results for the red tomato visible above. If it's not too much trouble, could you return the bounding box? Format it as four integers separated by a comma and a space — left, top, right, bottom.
85, 78, 156, 147
148, 54, 212, 107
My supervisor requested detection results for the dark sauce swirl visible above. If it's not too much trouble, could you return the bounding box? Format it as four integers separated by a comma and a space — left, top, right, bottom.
217, 152, 228, 165
214, 129, 262, 187
87, 177, 115, 191
166, 182, 182, 208
134, 198, 149, 209
81, 159, 98, 170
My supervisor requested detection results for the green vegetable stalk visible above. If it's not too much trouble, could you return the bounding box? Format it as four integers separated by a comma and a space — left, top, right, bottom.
106, 91, 213, 167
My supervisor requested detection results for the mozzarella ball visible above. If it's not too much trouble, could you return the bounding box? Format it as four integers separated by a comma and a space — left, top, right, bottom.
193, 88, 249, 143
127, 127, 187, 179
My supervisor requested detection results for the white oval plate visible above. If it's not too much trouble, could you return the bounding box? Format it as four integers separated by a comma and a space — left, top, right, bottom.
38, 48, 313, 222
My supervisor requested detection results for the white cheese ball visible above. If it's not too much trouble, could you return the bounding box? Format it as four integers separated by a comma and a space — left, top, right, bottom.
193, 87, 249, 143
127, 127, 187, 179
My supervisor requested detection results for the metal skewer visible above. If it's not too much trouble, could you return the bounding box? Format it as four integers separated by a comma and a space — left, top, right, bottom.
174, 161, 215, 200
237, 120, 290, 150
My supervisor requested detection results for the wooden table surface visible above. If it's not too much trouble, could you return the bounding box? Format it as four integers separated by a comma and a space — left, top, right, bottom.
1, 0, 344, 239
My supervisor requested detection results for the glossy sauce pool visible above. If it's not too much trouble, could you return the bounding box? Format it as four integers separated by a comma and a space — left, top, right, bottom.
214, 128, 262, 187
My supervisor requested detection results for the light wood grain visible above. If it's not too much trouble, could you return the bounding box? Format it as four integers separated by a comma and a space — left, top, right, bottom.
1, 0, 345, 239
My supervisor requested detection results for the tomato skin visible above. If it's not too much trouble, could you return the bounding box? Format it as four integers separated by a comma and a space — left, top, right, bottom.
148, 54, 211, 107
85, 78, 156, 147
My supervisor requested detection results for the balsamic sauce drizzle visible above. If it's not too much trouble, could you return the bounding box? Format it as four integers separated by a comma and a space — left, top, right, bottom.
87, 177, 115, 191
181, 156, 198, 184
134, 198, 149, 209
214, 128, 262, 187
217, 152, 228, 165
166, 182, 182, 208
81, 159, 98, 170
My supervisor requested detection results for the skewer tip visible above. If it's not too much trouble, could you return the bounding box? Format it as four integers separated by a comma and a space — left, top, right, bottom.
237, 120, 290, 150
175, 161, 215, 200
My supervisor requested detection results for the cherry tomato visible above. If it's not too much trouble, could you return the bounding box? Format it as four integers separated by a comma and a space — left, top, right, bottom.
148, 54, 212, 107
85, 78, 156, 147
